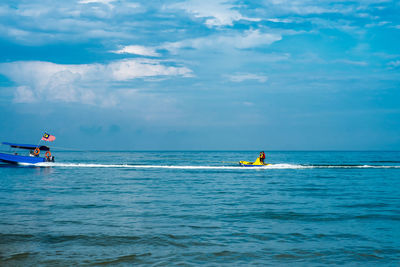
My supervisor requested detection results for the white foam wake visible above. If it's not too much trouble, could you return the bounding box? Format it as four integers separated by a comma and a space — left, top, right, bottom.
34, 162, 253, 169
27, 162, 400, 169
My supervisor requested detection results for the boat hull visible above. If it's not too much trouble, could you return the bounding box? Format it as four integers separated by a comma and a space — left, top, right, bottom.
0, 152, 46, 164
239, 161, 269, 167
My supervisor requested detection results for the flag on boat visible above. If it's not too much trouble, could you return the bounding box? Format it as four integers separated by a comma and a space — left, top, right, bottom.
41, 132, 56, 142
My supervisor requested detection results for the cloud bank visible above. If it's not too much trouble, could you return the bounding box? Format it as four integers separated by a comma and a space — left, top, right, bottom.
112, 45, 160, 57
0, 59, 192, 105
163, 29, 282, 54
169, 0, 261, 27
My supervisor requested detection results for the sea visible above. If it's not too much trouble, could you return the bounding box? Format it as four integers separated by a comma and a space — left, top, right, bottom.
0, 151, 399, 266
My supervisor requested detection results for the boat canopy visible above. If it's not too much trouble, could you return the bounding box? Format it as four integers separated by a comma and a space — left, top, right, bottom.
2, 142, 50, 151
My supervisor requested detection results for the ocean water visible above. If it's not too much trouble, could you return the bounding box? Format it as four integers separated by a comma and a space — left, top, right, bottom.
0, 151, 399, 266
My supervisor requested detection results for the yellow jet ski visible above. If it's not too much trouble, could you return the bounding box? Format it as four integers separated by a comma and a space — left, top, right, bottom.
239, 157, 269, 167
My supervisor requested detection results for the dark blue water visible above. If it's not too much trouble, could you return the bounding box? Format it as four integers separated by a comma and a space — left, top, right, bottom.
1, 151, 399, 265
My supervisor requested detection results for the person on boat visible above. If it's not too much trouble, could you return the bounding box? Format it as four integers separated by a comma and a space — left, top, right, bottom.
259, 151, 266, 164
29, 149, 39, 157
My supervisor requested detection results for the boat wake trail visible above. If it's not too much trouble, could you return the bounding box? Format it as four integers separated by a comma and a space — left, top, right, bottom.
30, 162, 400, 169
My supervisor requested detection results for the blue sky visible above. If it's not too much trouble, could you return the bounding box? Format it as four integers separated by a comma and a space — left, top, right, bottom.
0, 0, 399, 150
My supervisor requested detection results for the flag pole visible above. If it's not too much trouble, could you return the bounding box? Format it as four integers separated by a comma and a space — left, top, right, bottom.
36, 139, 42, 149
36, 131, 45, 150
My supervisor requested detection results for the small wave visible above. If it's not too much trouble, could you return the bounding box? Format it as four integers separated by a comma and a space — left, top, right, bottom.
89, 253, 152, 265
27, 162, 400, 169
2, 252, 37, 262
306, 164, 400, 169
371, 160, 400, 163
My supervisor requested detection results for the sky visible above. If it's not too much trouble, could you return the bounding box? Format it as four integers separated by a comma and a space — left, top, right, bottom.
0, 0, 399, 150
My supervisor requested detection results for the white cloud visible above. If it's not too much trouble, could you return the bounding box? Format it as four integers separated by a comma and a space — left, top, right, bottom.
227, 73, 268, 83
388, 60, 400, 68
0, 60, 192, 105
14, 86, 36, 103
267, 18, 292, 23
366, 21, 390, 28
112, 45, 160, 57
229, 29, 281, 49
169, 0, 260, 27
0, 1, 143, 45
163, 29, 281, 53
107, 59, 192, 81
243, 101, 254, 106
334, 59, 368, 66
79, 0, 115, 3
78, 0, 117, 8
266, 0, 354, 15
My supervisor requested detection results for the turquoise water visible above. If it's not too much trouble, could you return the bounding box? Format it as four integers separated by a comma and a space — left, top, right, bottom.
1, 151, 399, 265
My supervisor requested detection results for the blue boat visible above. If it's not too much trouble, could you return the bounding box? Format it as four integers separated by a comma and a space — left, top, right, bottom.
0, 142, 54, 164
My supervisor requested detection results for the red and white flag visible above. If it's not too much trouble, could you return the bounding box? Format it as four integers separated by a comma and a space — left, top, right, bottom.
41, 132, 56, 142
